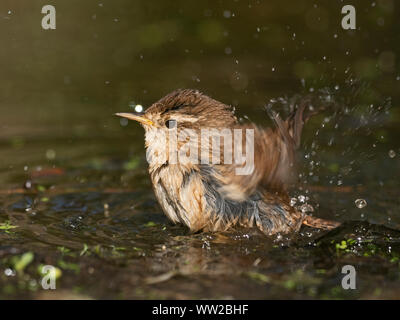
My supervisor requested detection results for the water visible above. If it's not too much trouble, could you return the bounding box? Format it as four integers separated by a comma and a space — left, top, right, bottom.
355, 199, 367, 209
0, 0, 400, 299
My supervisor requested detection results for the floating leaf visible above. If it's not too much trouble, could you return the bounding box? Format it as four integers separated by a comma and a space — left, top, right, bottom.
246, 272, 270, 283
58, 260, 80, 274
0, 221, 18, 231
80, 243, 89, 256
144, 221, 157, 228
13, 252, 34, 272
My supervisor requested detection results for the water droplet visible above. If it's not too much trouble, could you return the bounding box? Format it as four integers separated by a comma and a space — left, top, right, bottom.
355, 199, 367, 209
4, 268, 15, 276
300, 204, 314, 213
298, 195, 306, 203
46, 149, 56, 160
24, 180, 32, 189
388, 150, 396, 158
134, 104, 143, 113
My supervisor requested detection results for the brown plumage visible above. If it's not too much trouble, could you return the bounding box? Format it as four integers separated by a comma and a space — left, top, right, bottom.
116, 89, 340, 236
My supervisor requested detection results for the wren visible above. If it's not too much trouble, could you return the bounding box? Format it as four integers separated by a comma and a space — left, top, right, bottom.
116, 89, 340, 236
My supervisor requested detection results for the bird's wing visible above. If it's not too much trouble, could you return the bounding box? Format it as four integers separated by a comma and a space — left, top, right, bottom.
210, 103, 306, 202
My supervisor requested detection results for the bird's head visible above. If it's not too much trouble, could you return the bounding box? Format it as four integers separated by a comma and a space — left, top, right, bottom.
116, 89, 238, 169
116, 89, 237, 131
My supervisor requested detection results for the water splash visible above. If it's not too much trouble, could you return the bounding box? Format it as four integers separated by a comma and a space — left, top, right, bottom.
355, 199, 367, 209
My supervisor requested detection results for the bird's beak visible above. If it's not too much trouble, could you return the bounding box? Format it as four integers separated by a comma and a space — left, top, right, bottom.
115, 112, 154, 126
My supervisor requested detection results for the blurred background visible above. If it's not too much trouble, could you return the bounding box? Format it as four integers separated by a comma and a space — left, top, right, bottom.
1, 0, 398, 135
0, 0, 399, 299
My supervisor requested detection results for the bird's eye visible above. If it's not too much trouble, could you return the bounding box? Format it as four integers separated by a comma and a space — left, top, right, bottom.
165, 119, 177, 129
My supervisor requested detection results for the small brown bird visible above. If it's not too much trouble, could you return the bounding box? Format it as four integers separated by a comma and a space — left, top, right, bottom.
116, 89, 339, 236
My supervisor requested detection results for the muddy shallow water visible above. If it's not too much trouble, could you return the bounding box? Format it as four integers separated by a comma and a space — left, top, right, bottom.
0, 0, 400, 299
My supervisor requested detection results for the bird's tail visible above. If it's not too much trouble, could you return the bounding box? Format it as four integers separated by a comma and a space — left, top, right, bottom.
269, 96, 328, 150
270, 99, 341, 231
284, 98, 308, 149
266, 98, 309, 167
302, 214, 341, 230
